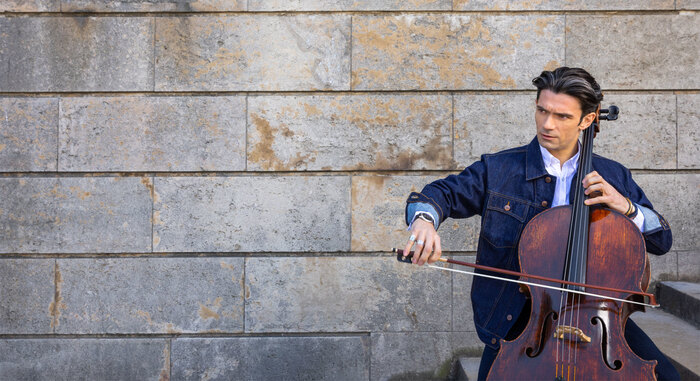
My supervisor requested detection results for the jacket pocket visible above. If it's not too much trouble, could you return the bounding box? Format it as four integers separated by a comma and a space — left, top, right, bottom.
480, 193, 529, 249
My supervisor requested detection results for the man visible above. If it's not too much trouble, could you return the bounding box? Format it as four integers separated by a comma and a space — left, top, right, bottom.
403, 67, 678, 380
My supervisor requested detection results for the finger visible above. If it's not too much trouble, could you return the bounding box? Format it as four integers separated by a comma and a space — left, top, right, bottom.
429, 235, 442, 264
418, 235, 434, 266
403, 238, 414, 261
582, 171, 602, 187
413, 230, 427, 264
584, 182, 604, 195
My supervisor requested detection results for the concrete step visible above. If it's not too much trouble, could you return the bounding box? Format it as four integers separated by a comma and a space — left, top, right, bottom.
633, 308, 700, 381
455, 357, 480, 381
657, 281, 700, 329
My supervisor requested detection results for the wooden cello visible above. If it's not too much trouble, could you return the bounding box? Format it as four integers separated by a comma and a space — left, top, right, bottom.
486, 104, 659, 380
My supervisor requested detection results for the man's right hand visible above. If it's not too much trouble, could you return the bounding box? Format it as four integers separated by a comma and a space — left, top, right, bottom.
404, 218, 442, 266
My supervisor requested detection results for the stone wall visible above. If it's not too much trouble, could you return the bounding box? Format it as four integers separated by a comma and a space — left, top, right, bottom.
1, 1, 698, 380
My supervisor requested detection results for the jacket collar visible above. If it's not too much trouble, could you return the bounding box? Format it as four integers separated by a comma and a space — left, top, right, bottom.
525, 137, 549, 181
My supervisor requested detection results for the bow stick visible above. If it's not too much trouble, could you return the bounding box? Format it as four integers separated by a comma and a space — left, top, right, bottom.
393, 248, 658, 308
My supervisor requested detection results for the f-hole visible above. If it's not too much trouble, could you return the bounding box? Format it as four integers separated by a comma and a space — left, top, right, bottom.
591, 316, 622, 370
526, 311, 557, 358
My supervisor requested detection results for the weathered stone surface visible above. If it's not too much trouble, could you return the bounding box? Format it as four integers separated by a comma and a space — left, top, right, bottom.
0, 259, 54, 334
0, 339, 169, 380
0, 177, 152, 253
0, 17, 153, 92
370, 332, 482, 381
454, 0, 673, 10
245, 256, 451, 332
172, 336, 370, 380
589, 94, 676, 169
153, 176, 350, 252
0, 0, 58, 11
62, 0, 246, 11
633, 173, 699, 251
567, 14, 700, 89
59, 96, 246, 172
0, 98, 58, 172
678, 0, 700, 9
351, 176, 480, 252
648, 252, 678, 283
55, 258, 243, 334
248, 94, 452, 171
677, 251, 700, 282
248, 0, 450, 10
352, 15, 564, 90
452, 255, 476, 332
155, 15, 350, 91
678, 94, 700, 169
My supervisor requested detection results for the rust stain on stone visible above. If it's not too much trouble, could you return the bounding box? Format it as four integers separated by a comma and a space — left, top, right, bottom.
48, 262, 66, 330
198, 297, 222, 320
141, 177, 155, 199
248, 113, 310, 170
159, 344, 170, 381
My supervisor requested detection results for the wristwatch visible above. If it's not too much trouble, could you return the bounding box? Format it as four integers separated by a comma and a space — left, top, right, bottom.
416, 212, 435, 224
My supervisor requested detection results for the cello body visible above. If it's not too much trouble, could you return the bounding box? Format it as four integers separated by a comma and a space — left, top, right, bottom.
487, 205, 657, 380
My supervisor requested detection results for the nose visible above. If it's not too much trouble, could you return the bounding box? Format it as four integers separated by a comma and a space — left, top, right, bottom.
542, 114, 555, 130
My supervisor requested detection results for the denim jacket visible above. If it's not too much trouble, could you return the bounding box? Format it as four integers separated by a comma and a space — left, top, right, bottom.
405, 137, 672, 350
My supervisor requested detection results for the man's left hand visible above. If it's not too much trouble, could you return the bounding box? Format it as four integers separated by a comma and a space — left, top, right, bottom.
582, 170, 629, 214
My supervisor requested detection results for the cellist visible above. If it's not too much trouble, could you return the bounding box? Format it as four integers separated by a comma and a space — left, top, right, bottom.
403, 67, 679, 380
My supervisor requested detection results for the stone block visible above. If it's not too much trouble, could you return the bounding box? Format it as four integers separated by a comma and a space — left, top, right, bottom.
648, 251, 678, 283
0, 339, 169, 380
248, 94, 452, 171
677, 251, 700, 282
0, 17, 154, 92
678, 94, 700, 169
153, 176, 351, 252
351, 176, 480, 252
452, 255, 477, 332
678, 0, 700, 9
370, 332, 481, 381
0, 177, 152, 253
0, 259, 55, 334
248, 0, 450, 10
454, 0, 673, 10
567, 14, 700, 89
59, 96, 246, 172
245, 256, 451, 332
55, 257, 243, 334
0, 0, 58, 12
352, 14, 564, 90
172, 336, 370, 380
61, 0, 246, 11
0, 97, 58, 172
155, 15, 350, 91
591, 94, 676, 169
633, 173, 699, 251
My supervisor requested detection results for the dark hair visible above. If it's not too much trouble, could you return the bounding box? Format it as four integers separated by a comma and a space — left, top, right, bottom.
532, 67, 603, 118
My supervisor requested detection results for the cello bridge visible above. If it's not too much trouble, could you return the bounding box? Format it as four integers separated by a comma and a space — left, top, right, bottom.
554, 325, 591, 343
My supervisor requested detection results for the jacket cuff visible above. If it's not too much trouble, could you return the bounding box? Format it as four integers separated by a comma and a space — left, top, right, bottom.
406, 192, 444, 225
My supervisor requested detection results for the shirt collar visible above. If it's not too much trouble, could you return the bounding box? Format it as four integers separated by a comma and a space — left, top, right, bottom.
539, 142, 580, 173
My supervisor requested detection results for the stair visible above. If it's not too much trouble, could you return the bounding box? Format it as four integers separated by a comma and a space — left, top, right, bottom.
453, 281, 700, 380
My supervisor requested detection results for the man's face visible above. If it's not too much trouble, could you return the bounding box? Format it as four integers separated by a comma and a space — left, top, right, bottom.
535, 89, 595, 161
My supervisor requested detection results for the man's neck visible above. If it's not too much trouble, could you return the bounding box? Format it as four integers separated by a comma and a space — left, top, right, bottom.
549, 145, 578, 168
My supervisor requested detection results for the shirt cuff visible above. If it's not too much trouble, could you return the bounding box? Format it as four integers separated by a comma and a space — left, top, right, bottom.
406, 202, 439, 231
631, 203, 645, 232
638, 204, 661, 234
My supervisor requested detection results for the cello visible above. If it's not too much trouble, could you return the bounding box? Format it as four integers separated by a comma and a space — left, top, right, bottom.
397, 104, 660, 380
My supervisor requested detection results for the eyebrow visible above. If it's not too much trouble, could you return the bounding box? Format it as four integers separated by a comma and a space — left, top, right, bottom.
536, 105, 574, 119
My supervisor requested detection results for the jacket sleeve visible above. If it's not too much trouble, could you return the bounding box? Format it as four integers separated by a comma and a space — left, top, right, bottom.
623, 168, 672, 255
405, 159, 487, 228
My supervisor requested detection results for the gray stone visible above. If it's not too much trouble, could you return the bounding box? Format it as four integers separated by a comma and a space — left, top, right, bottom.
0, 97, 58, 172
248, 94, 453, 171
454, 0, 673, 10
351, 176, 481, 252
0, 339, 169, 381
633, 173, 699, 251
0, 1, 58, 11
245, 256, 451, 332
567, 14, 700, 89
55, 257, 244, 334
153, 176, 351, 252
648, 252, 678, 284
678, 94, 700, 169
593, 94, 676, 169
61, 0, 246, 11
678, 0, 700, 9
155, 15, 351, 91
452, 255, 476, 332
352, 15, 564, 90
371, 332, 481, 381
59, 96, 246, 172
0, 17, 154, 92
657, 281, 700, 329
248, 0, 450, 10
171, 336, 370, 380
0, 177, 152, 253
677, 251, 700, 282
0, 259, 55, 334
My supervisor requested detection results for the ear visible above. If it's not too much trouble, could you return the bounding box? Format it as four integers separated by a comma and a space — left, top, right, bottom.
578, 112, 597, 130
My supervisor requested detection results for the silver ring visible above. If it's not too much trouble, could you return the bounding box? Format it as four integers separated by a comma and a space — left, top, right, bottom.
416, 240, 424, 246
409, 234, 416, 242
